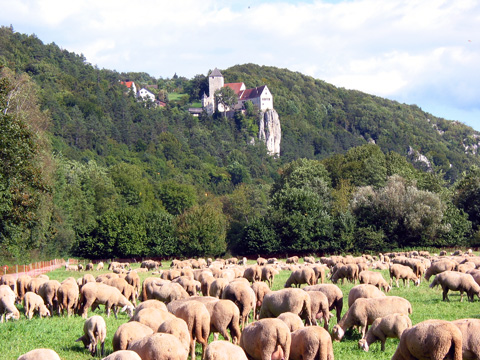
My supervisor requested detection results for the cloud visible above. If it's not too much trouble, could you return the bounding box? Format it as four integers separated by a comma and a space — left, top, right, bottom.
1, 0, 479, 129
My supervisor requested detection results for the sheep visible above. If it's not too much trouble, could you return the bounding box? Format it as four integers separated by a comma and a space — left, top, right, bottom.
451, 318, 480, 360
424, 259, 457, 281
76, 315, 107, 357
332, 296, 412, 340
129, 307, 176, 332
259, 288, 312, 326
26, 276, 48, 294
286, 256, 299, 264
38, 280, 61, 315
1, 274, 17, 295
257, 257, 267, 266
141, 259, 160, 270
158, 317, 191, 355
16, 275, 31, 303
290, 326, 334, 360
391, 319, 462, 360
57, 277, 79, 317
79, 282, 135, 319
389, 264, 420, 287
205, 340, 248, 360
252, 281, 271, 319
347, 284, 386, 308
103, 277, 137, 304
171, 300, 210, 360
261, 266, 279, 288
0, 284, 20, 322
101, 350, 142, 360
277, 312, 305, 332
66, 264, 79, 271
358, 270, 391, 292
200, 273, 215, 297
284, 267, 316, 288
140, 277, 169, 301
243, 265, 262, 283
209, 278, 229, 298
306, 289, 331, 329
358, 313, 412, 351
23, 291, 50, 319
148, 281, 190, 304
429, 271, 480, 302
132, 299, 168, 316
113, 321, 154, 351
222, 281, 256, 329
127, 333, 188, 360
304, 256, 315, 264
303, 284, 343, 323
125, 271, 141, 297
330, 264, 358, 284
16, 349, 61, 360
85, 262, 93, 271
309, 264, 326, 284
96, 262, 104, 271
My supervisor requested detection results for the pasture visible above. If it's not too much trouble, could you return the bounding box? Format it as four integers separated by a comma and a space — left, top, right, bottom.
2, 259, 479, 359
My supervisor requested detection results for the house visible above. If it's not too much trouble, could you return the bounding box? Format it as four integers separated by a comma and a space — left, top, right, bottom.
138, 88, 155, 102
201, 68, 273, 115
120, 80, 137, 95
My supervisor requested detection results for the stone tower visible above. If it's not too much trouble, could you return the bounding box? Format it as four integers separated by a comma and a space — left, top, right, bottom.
202, 68, 224, 115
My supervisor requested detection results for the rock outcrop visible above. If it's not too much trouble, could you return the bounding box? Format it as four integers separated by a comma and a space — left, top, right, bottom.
259, 109, 281, 157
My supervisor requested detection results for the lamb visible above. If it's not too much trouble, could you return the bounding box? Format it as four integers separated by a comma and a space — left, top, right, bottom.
277, 312, 305, 332
23, 291, 50, 319
332, 296, 412, 340
16, 349, 61, 360
347, 284, 386, 308
424, 259, 457, 281
284, 267, 316, 288
389, 264, 420, 287
76, 315, 107, 357
205, 340, 248, 360
358, 270, 391, 292
127, 333, 188, 360
358, 313, 412, 351
101, 350, 142, 360
222, 281, 256, 329
38, 280, 61, 315
303, 284, 343, 323
429, 271, 480, 302
240, 318, 291, 360
57, 277, 79, 316
0, 284, 20, 322
171, 300, 210, 360
113, 321, 154, 351
290, 326, 334, 360
261, 266, 279, 288
79, 282, 135, 319
129, 307, 176, 332
451, 318, 480, 360
391, 319, 462, 360
252, 281, 271, 319
158, 317, 191, 355
306, 289, 331, 329
259, 288, 312, 326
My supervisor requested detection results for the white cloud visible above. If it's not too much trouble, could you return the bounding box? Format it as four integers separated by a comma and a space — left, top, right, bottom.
1, 0, 479, 129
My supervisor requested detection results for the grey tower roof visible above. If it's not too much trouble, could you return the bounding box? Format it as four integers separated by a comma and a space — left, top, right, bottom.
209, 68, 223, 77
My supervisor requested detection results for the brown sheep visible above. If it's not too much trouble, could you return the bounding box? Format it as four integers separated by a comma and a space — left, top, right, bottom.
358, 270, 391, 292
358, 313, 412, 351
304, 284, 343, 323
222, 281, 256, 329
261, 266, 279, 288
306, 290, 331, 329
424, 259, 457, 281
16, 275, 31, 303
391, 319, 462, 360
389, 264, 420, 287
16, 349, 61, 360
75, 315, 107, 357
171, 300, 210, 360
129, 307, 176, 332
259, 288, 312, 326
113, 321, 154, 351
57, 277, 79, 317
330, 264, 358, 284
451, 318, 480, 360
205, 340, 248, 360
429, 271, 480, 302
132, 299, 167, 316
127, 333, 188, 360
277, 312, 305, 332
243, 266, 262, 283
38, 280, 61, 315
26, 277, 47, 294
252, 281, 271, 320
101, 350, 142, 360
257, 257, 267, 266
79, 282, 135, 319
347, 284, 386, 308
158, 317, 191, 355
125, 271, 140, 296
286, 256, 299, 264
147, 281, 190, 304
103, 278, 137, 304
290, 326, 334, 360
332, 296, 412, 340
240, 318, 291, 360
284, 267, 316, 288
209, 278, 229, 298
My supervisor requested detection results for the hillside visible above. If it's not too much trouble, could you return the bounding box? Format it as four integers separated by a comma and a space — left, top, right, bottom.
0, 26, 478, 261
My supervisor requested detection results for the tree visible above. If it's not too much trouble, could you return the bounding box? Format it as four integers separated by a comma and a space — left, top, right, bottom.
453, 165, 480, 231
215, 86, 238, 118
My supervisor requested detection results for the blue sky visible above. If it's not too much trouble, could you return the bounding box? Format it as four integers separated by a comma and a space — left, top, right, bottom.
1, 0, 479, 131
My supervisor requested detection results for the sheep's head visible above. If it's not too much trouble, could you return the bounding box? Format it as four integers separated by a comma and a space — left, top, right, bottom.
414, 278, 421, 286
121, 304, 134, 317
358, 339, 369, 351
39, 306, 50, 318
332, 324, 344, 341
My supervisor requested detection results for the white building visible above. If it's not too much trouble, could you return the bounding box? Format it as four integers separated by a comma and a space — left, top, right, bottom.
138, 88, 155, 102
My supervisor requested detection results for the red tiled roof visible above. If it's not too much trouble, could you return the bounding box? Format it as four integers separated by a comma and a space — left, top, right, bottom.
239, 85, 267, 100
121, 81, 135, 88
224, 83, 244, 95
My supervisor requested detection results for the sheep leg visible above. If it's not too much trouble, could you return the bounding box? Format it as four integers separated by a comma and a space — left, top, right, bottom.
442, 288, 449, 302
190, 338, 196, 360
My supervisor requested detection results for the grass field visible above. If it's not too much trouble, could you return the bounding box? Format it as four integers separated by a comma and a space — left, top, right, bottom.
2, 260, 479, 359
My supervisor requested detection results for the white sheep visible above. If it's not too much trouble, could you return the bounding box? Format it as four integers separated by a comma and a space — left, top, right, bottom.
101, 350, 142, 360
205, 340, 248, 360
23, 291, 50, 319
358, 270, 391, 292
127, 333, 188, 360
277, 312, 305, 332
358, 313, 412, 351
389, 264, 420, 287
113, 321, 154, 351
429, 271, 480, 302
347, 284, 386, 308
290, 326, 334, 360
0, 284, 20, 322
79, 282, 135, 319
16, 349, 61, 360
451, 318, 480, 360
76, 315, 107, 357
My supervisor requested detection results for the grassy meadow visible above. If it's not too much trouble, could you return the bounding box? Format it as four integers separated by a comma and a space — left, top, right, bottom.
2, 259, 479, 360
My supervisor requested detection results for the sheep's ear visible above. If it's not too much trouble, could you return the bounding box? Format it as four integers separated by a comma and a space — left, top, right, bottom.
121, 305, 128, 312
75, 335, 85, 343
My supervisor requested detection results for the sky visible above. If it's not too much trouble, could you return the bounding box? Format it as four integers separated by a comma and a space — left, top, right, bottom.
1, 0, 479, 131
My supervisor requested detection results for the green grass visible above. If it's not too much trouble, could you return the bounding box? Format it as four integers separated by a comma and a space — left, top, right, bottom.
167, 92, 187, 101
3, 261, 480, 359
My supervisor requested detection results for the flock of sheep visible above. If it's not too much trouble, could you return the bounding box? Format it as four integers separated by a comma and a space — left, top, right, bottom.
2, 249, 480, 360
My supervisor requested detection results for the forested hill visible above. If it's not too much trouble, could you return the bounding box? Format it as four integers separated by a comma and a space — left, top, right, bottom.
1, 26, 480, 262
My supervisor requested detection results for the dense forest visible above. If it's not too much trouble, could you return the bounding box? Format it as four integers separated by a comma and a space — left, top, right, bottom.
1, 26, 480, 263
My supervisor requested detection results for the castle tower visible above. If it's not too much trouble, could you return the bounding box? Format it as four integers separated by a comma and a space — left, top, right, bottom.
204, 68, 224, 115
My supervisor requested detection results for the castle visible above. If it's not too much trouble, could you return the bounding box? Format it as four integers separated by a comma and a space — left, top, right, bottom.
202, 68, 274, 115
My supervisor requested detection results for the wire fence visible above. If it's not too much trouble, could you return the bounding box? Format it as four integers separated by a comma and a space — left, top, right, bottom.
0, 258, 79, 278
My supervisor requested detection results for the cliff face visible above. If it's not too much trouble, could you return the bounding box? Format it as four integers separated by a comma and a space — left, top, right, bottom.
259, 109, 281, 157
